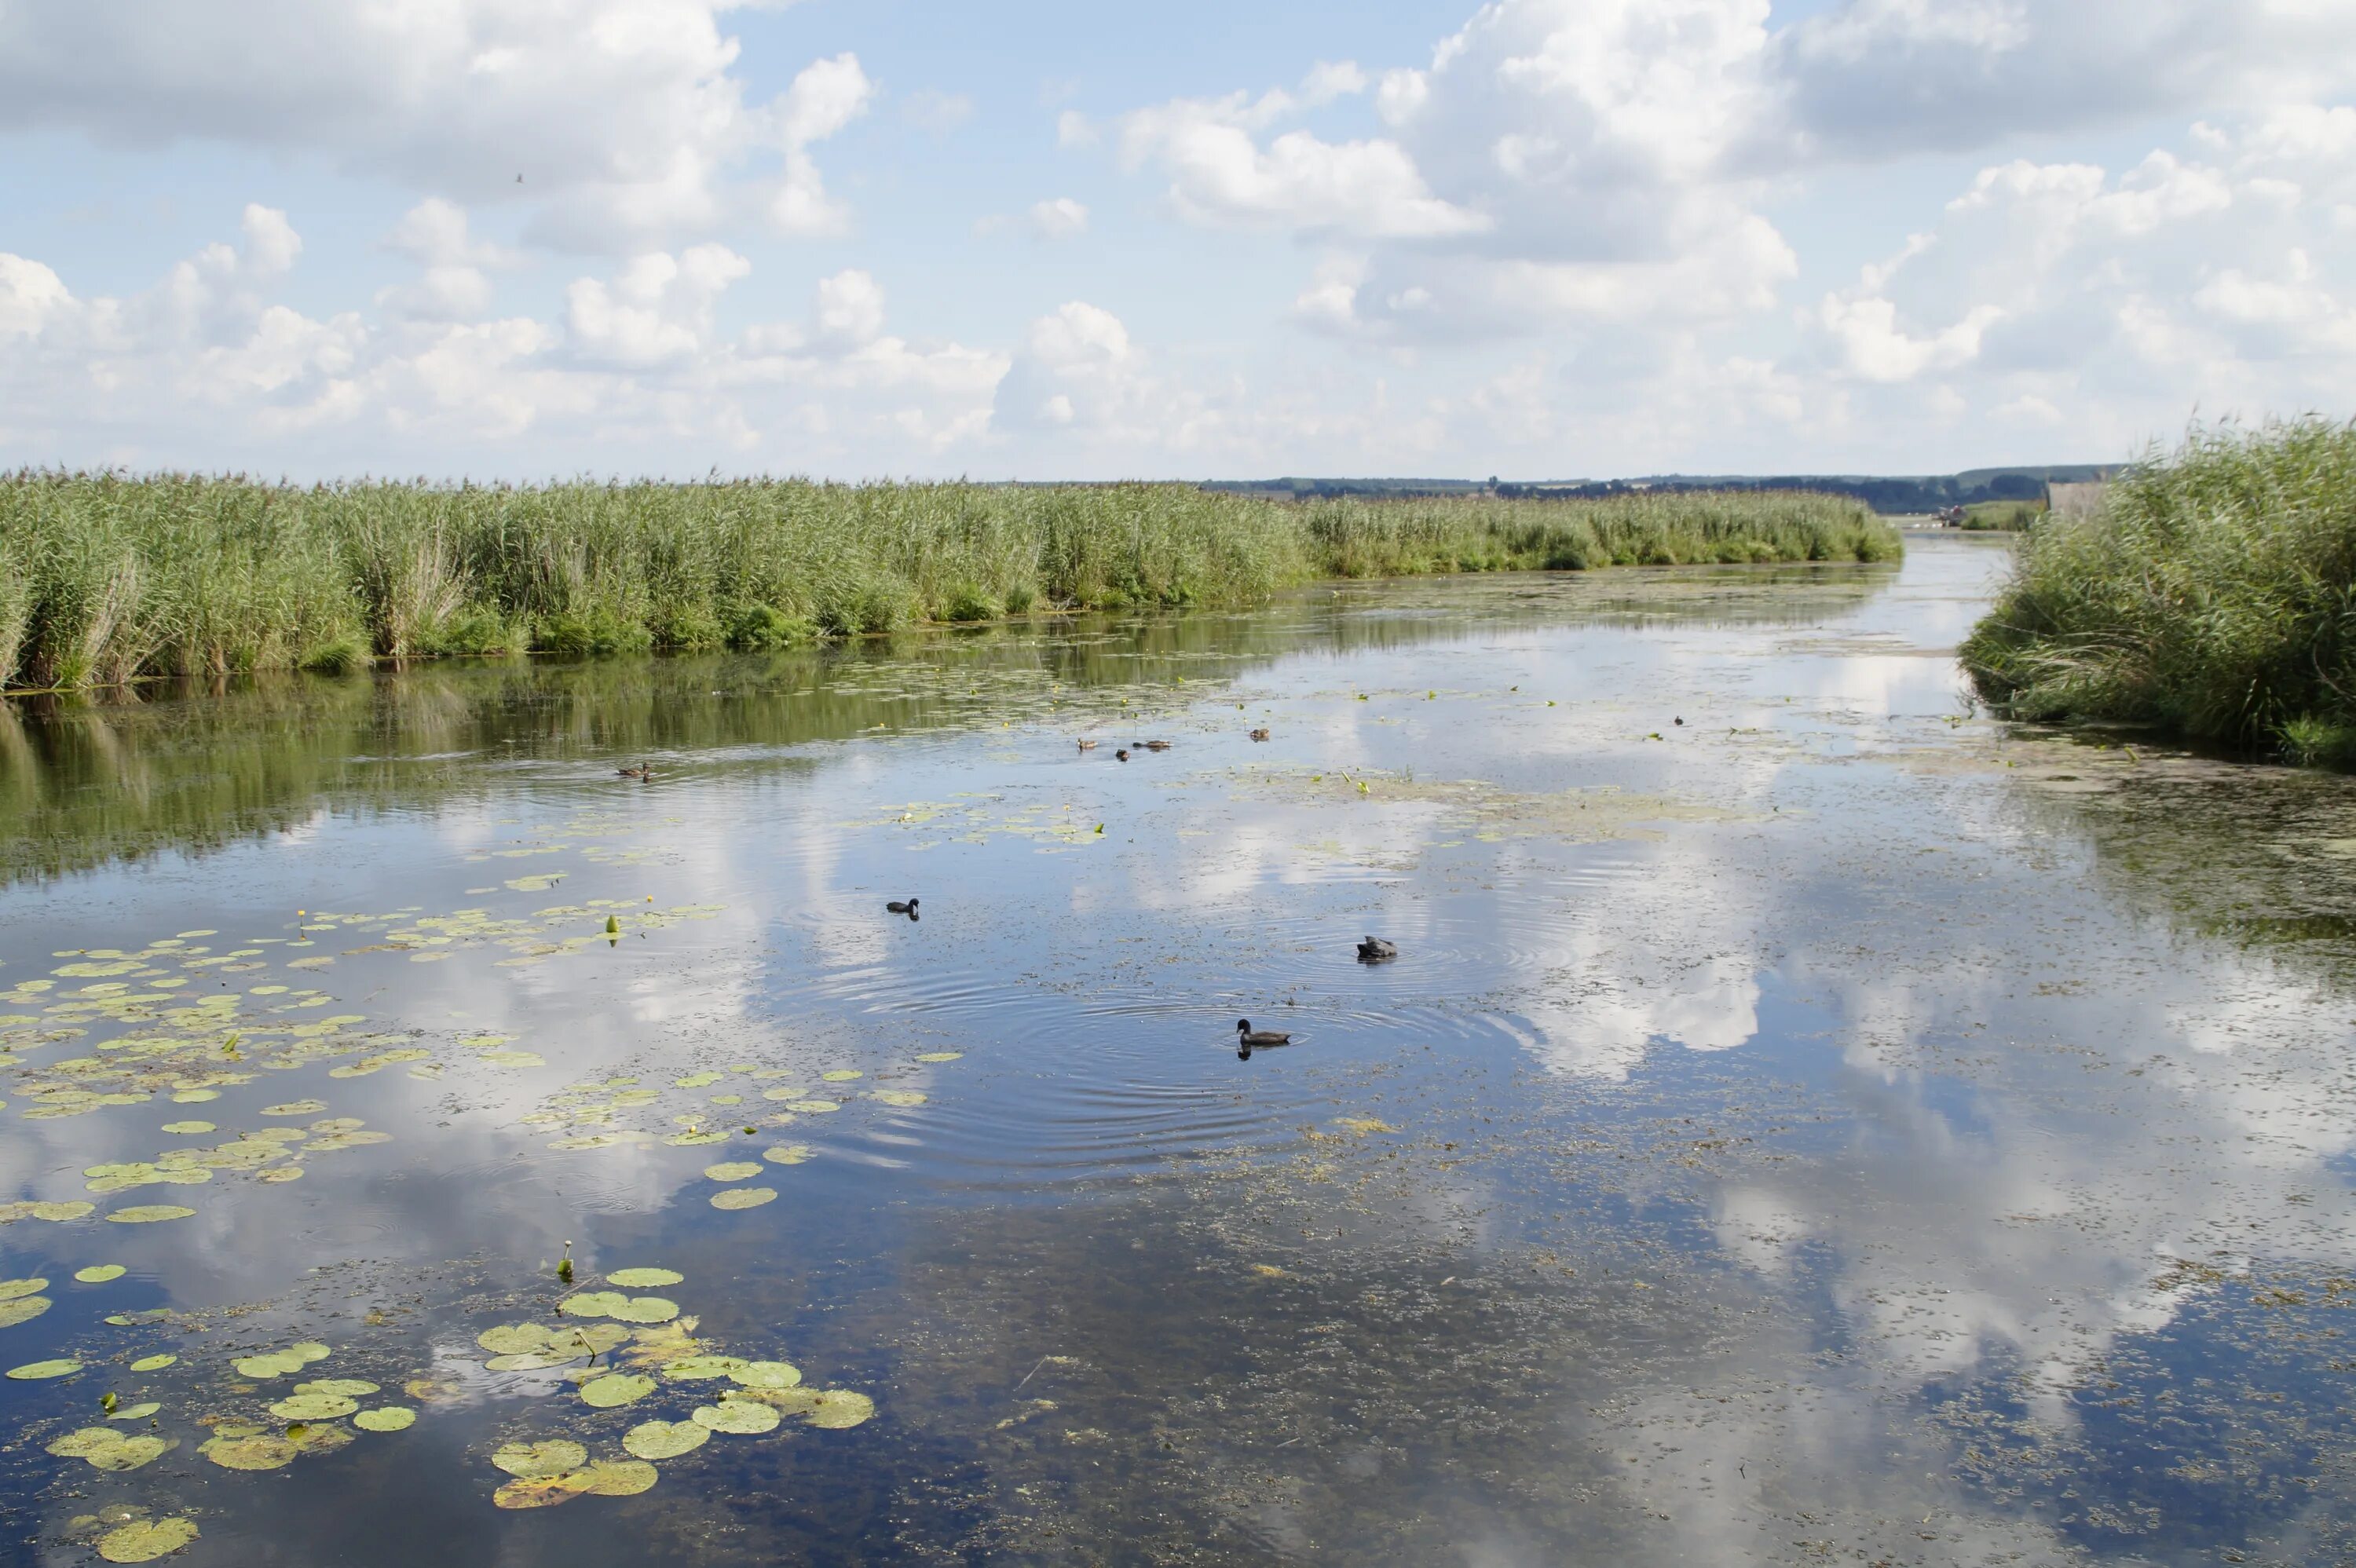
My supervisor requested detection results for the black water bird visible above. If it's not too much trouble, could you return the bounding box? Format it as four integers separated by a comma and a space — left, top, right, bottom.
1236, 1018, 1291, 1047
886, 897, 920, 916
1356, 937, 1398, 963
1143, 740, 1172, 751
1115, 749, 1130, 762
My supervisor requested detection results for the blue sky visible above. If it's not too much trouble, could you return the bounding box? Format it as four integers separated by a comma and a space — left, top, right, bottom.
2, 0, 2353, 481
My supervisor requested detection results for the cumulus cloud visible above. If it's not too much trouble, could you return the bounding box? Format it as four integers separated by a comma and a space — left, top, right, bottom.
0, 0, 873, 250
1029, 197, 1090, 239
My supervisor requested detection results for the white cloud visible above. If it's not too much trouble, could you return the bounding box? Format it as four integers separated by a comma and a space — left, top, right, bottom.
0, 1, 873, 251
1028, 197, 1091, 239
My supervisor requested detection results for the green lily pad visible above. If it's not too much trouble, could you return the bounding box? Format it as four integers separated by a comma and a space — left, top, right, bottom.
660, 1355, 744, 1381
731, 1360, 802, 1391
821, 1069, 863, 1083
159, 1121, 215, 1135
107, 1206, 196, 1225
710, 1186, 777, 1211
0, 1277, 49, 1300
297, 1377, 380, 1396
75, 1265, 127, 1284
605, 1267, 682, 1288
353, 1407, 415, 1432
558, 1292, 679, 1325
783, 1100, 840, 1113
872, 1091, 927, 1107
477, 1323, 550, 1355
0, 1296, 52, 1329
579, 1372, 657, 1409
96, 1517, 199, 1563
915, 1052, 963, 1063
260, 1100, 328, 1116
108, 1402, 163, 1421
701, 1161, 763, 1182
4, 1358, 78, 1379
47, 1427, 125, 1457
693, 1398, 781, 1435
807, 1389, 876, 1429
130, 1354, 177, 1372
624, 1419, 711, 1460
492, 1438, 587, 1477
200, 1432, 298, 1469
269, 1392, 360, 1420
763, 1145, 814, 1165
87, 1435, 177, 1471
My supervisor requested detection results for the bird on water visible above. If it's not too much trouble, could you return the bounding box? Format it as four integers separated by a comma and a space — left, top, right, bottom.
1235, 1018, 1293, 1060
1357, 937, 1398, 963
616, 764, 652, 780
886, 897, 920, 916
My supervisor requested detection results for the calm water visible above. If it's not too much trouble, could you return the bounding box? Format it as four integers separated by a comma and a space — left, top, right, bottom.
5, 536, 2356, 1566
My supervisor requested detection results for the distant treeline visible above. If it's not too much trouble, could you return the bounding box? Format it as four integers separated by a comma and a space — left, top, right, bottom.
1211, 467, 2118, 514
0, 474, 1897, 691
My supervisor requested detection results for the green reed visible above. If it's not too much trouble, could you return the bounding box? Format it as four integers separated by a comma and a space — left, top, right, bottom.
0, 473, 1895, 690
1961, 418, 2356, 766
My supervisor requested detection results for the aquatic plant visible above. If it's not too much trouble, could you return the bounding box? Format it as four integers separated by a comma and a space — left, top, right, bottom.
1961, 418, 2356, 765
0, 473, 1897, 689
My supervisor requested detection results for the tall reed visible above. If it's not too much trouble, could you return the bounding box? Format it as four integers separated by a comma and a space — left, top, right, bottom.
0, 472, 1895, 690
1961, 418, 2356, 764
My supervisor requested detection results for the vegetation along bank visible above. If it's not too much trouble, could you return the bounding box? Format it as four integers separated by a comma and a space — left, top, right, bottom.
1962, 419, 2356, 766
0, 473, 1896, 691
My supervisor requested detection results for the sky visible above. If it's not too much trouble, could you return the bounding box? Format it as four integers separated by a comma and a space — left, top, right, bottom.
1, 0, 2353, 482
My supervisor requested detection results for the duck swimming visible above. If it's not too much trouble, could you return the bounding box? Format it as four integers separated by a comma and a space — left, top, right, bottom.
1236, 1018, 1291, 1046
616, 764, 652, 780
1356, 937, 1398, 963
1077, 739, 1097, 751
886, 897, 920, 916
1249, 728, 1271, 742
1142, 740, 1172, 751
1115, 749, 1130, 762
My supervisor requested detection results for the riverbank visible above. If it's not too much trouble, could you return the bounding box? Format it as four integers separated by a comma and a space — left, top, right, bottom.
0, 475, 1896, 691
1959, 419, 2356, 766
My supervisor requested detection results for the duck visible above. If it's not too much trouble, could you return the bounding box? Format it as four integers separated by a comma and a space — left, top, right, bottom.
1077, 738, 1098, 751
1249, 728, 1271, 742
616, 764, 652, 780
1236, 1018, 1292, 1047
886, 897, 920, 916
1143, 740, 1173, 751
1356, 937, 1398, 963
1115, 748, 1130, 762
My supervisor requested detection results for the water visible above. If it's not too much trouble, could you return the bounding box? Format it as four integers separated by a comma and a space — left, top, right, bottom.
5, 536, 2356, 1565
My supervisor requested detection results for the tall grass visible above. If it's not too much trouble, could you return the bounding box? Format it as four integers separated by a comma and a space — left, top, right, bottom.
1961, 418, 2356, 765
0, 473, 1895, 690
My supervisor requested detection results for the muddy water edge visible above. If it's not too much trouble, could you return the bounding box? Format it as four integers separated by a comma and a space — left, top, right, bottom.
4, 535, 2356, 1566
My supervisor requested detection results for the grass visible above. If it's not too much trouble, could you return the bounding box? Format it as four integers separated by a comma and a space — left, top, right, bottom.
0, 473, 1896, 691
1960, 418, 2356, 766
1958, 500, 2044, 532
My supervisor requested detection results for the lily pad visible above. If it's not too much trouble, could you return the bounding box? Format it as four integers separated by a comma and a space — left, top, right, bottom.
558, 1292, 679, 1325
693, 1398, 781, 1435
269, 1392, 360, 1420
75, 1265, 128, 1284
107, 1206, 195, 1225
477, 1323, 551, 1356
130, 1354, 177, 1372
915, 1052, 963, 1062
4, 1358, 77, 1378
297, 1377, 379, 1396
605, 1267, 682, 1288
730, 1360, 802, 1391
624, 1419, 711, 1460
579, 1372, 657, 1409
492, 1438, 587, 1477
872, 1091, 928, 1108
200, 1432, 298, 1470
260, 1100, 328, 1117
821, 1069, 863, 1083
807, 1389, 876, 1429
710, 1186, 777, 1212
783, 1100, 840, 1114
108, 1402, 163, 1421
353, 1407, 416, 1432
96, 1517, 199, 1563
87, 1435, 177, 1471
0, 1277, 49, 1300
0, 1296, 52, 1329
660, 1355, 745, 1381
701, 1161, 763, 1182
763, 1145, 814, 1165
159, 1121, 215, 1135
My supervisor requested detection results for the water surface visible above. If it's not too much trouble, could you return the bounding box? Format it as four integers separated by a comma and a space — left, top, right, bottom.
5, 537, 2356, 1566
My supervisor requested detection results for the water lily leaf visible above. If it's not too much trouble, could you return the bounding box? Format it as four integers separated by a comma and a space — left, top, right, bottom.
200, 1432, 298, 1470
477, 1324, 550, 1355
75, 1265, 127, 1284
269, 1392, 360, 1420
7, 1358, 80, 1380
664, 1130, 730, 1146
492, 1439, 588, 1477
624, 1419, 711, 1460
710, 1186, 777, 1211
0, 1277, 49, 1300
730, 1360, 802, 1391
88, 1435, 177, 1471
258, 1167, 305, 1183
159, 1121, 214, 1135
47, 1427, 123, 1457
693, 1398, 781, 1435
108, 1402, 163, 1421
783, 1100, 840, 1113
701, 1161, 762, 1182
763, 1145, 814, 1166
107, 1206, 195, 1225
0, 1296, 51, 1329
821, 1069, 863, 1083
807, 1389, 876, 1429
872, 1091, 927, 1107
130, 1354, 177, 1372
566, 1461, 657, 1497
287, 1420, 353, 1456
660, 1355, 744, 1381
605, 1267, 682, 1288
353, 1407, 415, 1432
95, 1517, 199, 1563
915, 1052, 963, 1063
558, 1292, 678, 1325
579, 1372, 656, 1409
673, 1072, 723, 1089
259, 1101, 328, 1117
297, 1377, 379, 1396
492, 1476, 580, 1510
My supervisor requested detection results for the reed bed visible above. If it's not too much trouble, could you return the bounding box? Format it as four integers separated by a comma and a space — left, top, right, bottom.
0, 473, 1895, 690
1961, 419, 2356, 766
